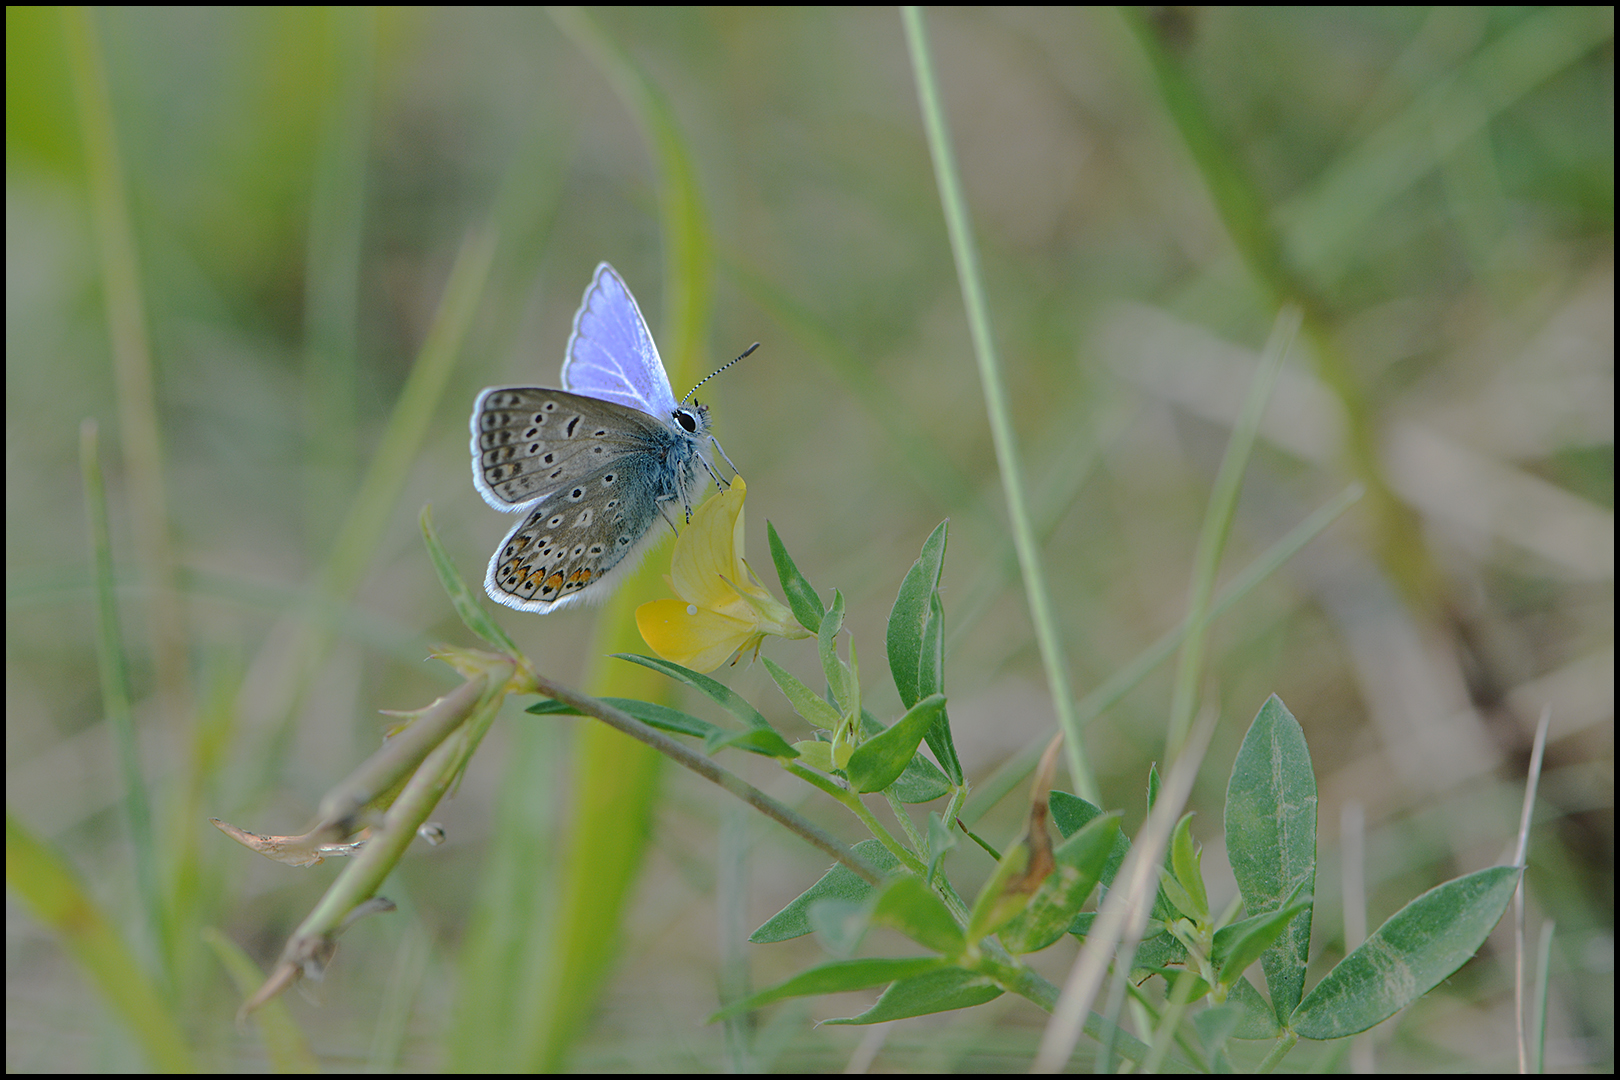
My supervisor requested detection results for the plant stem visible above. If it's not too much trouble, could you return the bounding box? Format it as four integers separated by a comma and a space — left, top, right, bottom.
901, 6, 1096, 802
532, 670, 886, 884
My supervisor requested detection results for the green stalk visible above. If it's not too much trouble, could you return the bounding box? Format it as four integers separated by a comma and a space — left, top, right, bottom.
1167, 310, 1299, 753
80, 422, 168, 984
64, 5, 192, 728
962, 478, 1363, 823
901, 7, 1096, 803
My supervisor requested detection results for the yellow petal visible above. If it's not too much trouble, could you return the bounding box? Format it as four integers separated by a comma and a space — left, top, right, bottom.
635, 598, 756, 673
670, 477, 750, 613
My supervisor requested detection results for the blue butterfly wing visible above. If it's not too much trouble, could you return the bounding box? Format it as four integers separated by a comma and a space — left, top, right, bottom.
560, 263, 678, 418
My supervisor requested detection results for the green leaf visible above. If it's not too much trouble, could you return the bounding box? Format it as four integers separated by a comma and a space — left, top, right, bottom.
530, 692, 793, 758
965, 838, 1033, 947
889, 756, 951, 804
860, 709, 951, 803
420, 505, 522, 658
1224, 975, 1284, 1039
1051, 791, 1172, 927
846, 636, 863, 726
885, 522, 961, 783
527, 696, 719, 741
1192, 1001, 1243, 1062
703, 725, 798, 759
1214, 907, 1309, 991
1291, 865, 1520, 1040
808, 898, 868, 957
761, 657, 842, 730
885, 522, 945, 708
751, 840, 901, 943
611, 653, 773, 730
791, 740, 835, 773
1129, 927, 1188, 974
1159, 873, 1202, 925
1169, 813, 1209, 922
708, 957, 948, 1021
919, 590, 962, 785
845, 694, 946, 794
999, 813, 1121, 955
1166, 971, 1215, 1002
1212, 881, 1313, 988
918, 588, 945, 698
870, 875, 966, 957
818, 591, 852, 715
1225, 695, 1318, 1023
1049, 790, 1106, 837
922, 710, 961, 788
767, 520, 824, 632
821, 966, 1001, 1025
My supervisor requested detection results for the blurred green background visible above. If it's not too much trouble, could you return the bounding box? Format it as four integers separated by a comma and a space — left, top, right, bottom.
6, 7, 1611, 1071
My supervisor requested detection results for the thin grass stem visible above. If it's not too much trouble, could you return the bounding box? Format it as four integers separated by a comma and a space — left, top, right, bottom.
901, 7, 1096, 802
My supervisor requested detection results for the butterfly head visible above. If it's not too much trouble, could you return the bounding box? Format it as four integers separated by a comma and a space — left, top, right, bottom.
672, 400, 710, 437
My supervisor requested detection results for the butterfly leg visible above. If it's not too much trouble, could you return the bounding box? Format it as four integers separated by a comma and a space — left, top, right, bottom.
655, 495, 685, 533
707, 434, 740, 481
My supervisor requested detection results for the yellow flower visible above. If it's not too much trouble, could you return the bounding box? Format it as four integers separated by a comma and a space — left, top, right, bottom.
636, 476, 808, 672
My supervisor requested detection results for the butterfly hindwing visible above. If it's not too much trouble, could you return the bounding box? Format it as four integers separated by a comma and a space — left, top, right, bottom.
484, 446, 676, 610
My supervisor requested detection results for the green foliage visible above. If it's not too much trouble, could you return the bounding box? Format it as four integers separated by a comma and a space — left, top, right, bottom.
963, 837, 1035, 948
1224, 695, 1318, 1021
860, 710, 953, 804
612, 526, 1521, 1066
530, 688, 797, 760
530, 696, 727, 742
761, 656, 841, 730
885, 522, 962, 784
750, 840, 902, 944
844, 693, 946, 794
998, 813, 1120, 956
821, 967, 1003, 1026
609, 653, 777, 733
710, 957, 948, 1022
766, 521, 825, 633
15, 8, 1598, 1070
207, 418, 1534, 1068
1291, 866, 1523, 1040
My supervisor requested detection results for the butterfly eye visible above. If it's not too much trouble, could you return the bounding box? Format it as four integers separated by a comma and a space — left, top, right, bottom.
674, 407, 700, 433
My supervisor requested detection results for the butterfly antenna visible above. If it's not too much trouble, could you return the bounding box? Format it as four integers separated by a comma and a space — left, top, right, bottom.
681, 342, 759, 405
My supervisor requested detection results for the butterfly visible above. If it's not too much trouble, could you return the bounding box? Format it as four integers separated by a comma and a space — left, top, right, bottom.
470, 262, 743, 613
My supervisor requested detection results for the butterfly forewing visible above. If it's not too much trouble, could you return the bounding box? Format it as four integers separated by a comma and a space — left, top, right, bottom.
561, 264, 677, 414
473, 388, 671, 509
